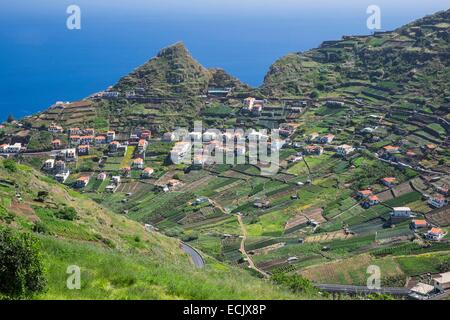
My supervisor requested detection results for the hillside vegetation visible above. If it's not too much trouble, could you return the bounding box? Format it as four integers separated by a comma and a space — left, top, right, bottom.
0, 159, 307, 300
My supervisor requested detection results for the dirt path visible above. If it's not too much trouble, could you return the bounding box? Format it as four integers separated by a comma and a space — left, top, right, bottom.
236, 214, 270, 278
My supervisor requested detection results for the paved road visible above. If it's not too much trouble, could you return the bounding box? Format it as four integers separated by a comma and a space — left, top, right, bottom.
316, 284, 410, 296
181, 242, 205, 268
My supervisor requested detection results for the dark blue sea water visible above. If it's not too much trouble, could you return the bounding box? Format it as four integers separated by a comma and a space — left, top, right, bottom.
0, 0, 449, 121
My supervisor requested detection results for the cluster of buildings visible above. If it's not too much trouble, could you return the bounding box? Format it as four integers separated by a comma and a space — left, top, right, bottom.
409, 271, 450, 300
168, 128, 287, 168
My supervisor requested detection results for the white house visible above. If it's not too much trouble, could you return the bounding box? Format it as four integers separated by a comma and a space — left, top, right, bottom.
132, 158, 144, 169
111, 176, 121, 185
433, 272, 450, 292
428, 195, 447, 209
5, 143, 22, 154
106, 131, 116, 143
55, 170, 70, 183
426, 228, 446, 241
44, 159, 55, 170
391, 207, 412, 218
336, 144, 355, 156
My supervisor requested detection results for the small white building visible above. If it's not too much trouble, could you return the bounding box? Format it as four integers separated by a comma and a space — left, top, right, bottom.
44, 159, 55, 170
5, 143, 22, 154
391, 207, 412, 218
433, 272, 450, 292
426, 228, 446, 241
336, 144, 355, 156
428, 195, 447, 208
55, 170, 70, 183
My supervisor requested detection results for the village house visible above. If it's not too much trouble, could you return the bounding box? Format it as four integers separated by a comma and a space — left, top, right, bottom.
84, 128, 95, 136
243, 97, 264, 112
380, 177, 397, 188
112, 175, 121, 185
426, 227, 446, 241
55, 160, 66, 172
437, 186, 449, 196
409, 283, 436, 300
138, 139, 148, 152
391, 207, 413, 218
3, 143, 23, 154
304, 145, 323, 155
65, 148, 77, 162
80, 135, 94, 145
336, 144, 355, 157
411, 219, 428, 230
109, 141, 120, 153
132, 158, 144, 169
69, 135, 81, 145
55, 170, 70, 183
76, 176, 90, 188
77, 145, 90, 156
367, 195, 380, 206
0, 144, 7, 153
48, 124, 63, 134
357, 189, 373, 198
318, 134, 335, 144
428, 194, 448, 208
43, 159, 55, 170
51, 139, 62, 149
383, 145, 400, 154
106, 131, 116, 143
97, 172, 107, 181
433, 272, 450, 292
69, 128, 82, 136
141, 167, 154, 178
95, 136, 107, 145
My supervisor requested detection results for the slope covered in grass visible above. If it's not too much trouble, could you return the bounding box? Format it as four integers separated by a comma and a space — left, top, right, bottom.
0, 159, 308, 300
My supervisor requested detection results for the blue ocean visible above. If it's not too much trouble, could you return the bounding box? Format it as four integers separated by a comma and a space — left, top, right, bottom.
0, 0, 449, 121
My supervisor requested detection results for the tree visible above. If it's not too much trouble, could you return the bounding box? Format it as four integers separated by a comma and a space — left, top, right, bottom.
3, 159, 17, 173
6, 114, 15, 123
0, 227, 47, 299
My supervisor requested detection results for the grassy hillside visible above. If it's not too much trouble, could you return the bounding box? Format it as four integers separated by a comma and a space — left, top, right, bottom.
0, 159, 309, 300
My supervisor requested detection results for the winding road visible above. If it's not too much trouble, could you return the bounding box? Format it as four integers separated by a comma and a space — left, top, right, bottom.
181, 242, 205, 268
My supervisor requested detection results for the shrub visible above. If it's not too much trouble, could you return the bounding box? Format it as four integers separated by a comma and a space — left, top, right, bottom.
32, 221, 49, 234
55, 207, 78, 221
3, 159, 17, 173
272, 273, 319, 296
0, 227, 47, 299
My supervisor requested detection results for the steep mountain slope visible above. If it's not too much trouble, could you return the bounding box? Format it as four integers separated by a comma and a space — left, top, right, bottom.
0, 159, 304, 300
114, 42, 250, 97
261, 9, 450, 113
